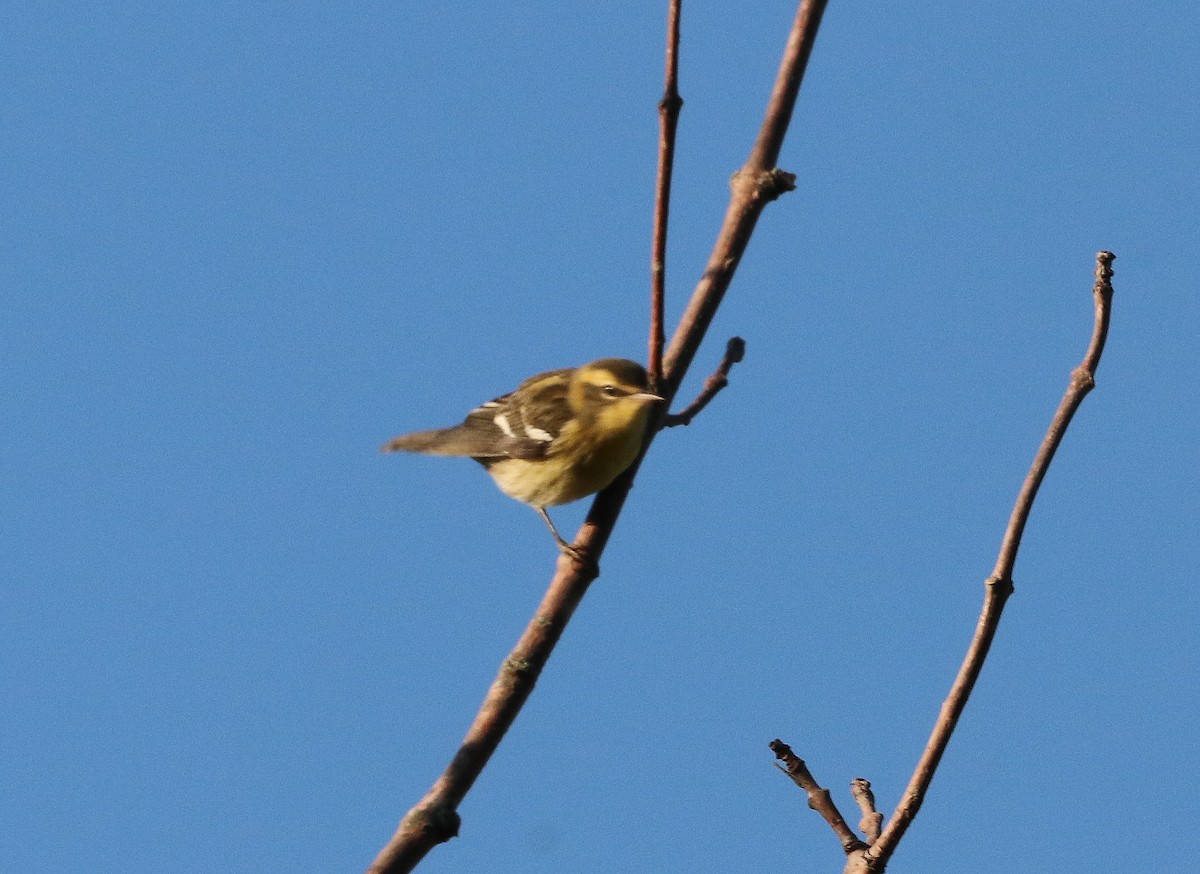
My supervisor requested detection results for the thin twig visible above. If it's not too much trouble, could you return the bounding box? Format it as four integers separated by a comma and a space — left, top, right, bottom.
849, 779, 883, 845
649, 0, 683, 389
663, 336, 745, 427
368, 5, 827, 870
770, 740, 867, 853
854, 252, 1116, 872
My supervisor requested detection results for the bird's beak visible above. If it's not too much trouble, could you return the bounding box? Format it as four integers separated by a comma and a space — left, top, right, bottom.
631, 392, 665, 404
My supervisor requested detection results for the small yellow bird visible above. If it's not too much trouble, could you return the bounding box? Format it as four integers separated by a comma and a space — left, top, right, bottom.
382, 358, 663, 556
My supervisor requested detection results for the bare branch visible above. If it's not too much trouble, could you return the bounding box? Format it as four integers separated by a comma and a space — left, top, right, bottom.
661, 1, 827, 396
367, 553, 600, 874
850, 779, 883, 845
856, 251, 1117, 871
369, 5, 828, 869
747, 0, 827, 172
991, 251, 1115, 583
770, 739, 867, 854
663, 336, 745, 427
649, 0, 683, 389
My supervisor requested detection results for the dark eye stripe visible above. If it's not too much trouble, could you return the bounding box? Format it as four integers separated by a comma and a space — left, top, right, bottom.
583, 383, 627, 403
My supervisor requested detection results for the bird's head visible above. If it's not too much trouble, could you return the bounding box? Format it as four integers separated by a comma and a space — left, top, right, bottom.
568, 358, 663, 433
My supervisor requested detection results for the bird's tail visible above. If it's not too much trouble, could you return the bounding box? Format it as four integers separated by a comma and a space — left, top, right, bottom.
380, 426, 495, 457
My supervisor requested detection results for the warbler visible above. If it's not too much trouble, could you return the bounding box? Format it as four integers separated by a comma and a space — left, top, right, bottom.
382, 358, 663, 556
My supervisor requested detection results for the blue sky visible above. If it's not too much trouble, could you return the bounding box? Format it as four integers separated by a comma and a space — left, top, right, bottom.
3, 3, 1197, 872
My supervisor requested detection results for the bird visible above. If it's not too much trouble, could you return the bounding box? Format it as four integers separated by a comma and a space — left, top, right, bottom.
381, 358, 663, 559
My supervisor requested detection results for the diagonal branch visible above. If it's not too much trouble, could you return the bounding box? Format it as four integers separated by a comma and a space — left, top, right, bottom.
851, 251, 1116, 873
365, 550, 601, 874
663, 336, 746, 427
367, 4, 828, 871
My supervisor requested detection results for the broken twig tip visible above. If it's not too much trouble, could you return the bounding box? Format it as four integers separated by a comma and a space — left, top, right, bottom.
727, 336, 746, 362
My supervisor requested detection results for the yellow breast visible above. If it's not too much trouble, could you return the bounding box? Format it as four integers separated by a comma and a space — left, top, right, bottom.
485, 402, 652, 508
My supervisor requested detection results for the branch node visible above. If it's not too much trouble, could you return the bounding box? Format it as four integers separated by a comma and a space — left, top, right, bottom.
659, 93, 683, 114
731, 167, 797, 202
763, 167, 797, 199
416, 804, 461, 842
985, 575, 1015, 598
1071, 365, 1096, 393
504, 656, 531, 675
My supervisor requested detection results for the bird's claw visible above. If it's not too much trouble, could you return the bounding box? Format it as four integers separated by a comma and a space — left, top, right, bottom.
558, 542, 600, 576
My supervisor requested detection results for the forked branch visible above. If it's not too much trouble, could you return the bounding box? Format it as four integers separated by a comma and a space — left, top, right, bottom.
771, 739, 867, 853
775, 252, 1116, 873
660, 0, 826, 395
858, 251, 1115, 871
367, 3, 828, 872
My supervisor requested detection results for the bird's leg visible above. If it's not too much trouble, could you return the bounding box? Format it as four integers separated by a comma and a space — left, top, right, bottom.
537, 507, 598, 574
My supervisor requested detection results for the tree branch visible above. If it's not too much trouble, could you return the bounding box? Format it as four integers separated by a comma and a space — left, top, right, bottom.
366, 552, 600, 874
771, 739, 867, 853
663, 336, 745, 427
852, 251, 1116, 872
367, 4, 828, 870
660, 0, 826, 397
850, 779, 883, 845
649, 0, 683, 389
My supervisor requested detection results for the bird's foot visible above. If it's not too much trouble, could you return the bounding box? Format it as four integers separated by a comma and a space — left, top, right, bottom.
558, 541, 600, 577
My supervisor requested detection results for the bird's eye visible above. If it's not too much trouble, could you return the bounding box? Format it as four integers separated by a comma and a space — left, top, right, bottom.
601, 384, 621, 398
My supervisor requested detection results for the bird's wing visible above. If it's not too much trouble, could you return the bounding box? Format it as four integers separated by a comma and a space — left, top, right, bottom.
459, 368, 573, 460
382, 368, 574, 460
